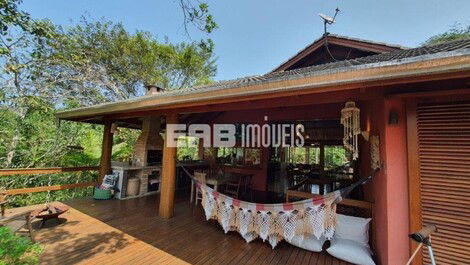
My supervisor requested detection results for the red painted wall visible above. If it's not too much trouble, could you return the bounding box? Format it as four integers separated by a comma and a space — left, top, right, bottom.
382, 98, 409, 265
361, 98, 409, 265
360, 99, 389, 264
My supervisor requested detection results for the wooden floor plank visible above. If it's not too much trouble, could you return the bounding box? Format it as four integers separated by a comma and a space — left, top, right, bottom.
6, 193, 350, 265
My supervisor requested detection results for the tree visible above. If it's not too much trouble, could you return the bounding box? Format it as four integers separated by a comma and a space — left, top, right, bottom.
0, 16, 55, 167
423, 23, 470, 45
36, 18, 216, 106
0, 5, 217, 169
0, 0, 55, 55
0, 0, 218, 206
178, 0, 217, 34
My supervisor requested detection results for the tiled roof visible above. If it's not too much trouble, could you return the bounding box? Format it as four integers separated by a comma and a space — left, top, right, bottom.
164, 38, 470, 96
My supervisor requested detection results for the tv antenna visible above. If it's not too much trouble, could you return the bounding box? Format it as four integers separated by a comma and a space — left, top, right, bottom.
319, 7, 340, 35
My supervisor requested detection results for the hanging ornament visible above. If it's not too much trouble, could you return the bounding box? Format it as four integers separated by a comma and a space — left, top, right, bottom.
340, 101, 361, 160
370, 135, 381, 170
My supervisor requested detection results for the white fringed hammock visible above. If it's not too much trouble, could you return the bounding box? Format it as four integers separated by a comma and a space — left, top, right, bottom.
183, 167, 371, 249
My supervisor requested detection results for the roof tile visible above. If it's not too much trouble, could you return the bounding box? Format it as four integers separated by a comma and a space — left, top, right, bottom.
164, 38, 470, 96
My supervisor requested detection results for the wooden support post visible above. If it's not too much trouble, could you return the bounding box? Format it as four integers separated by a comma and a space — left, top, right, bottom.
197, 138, 204, 160
319, 144, 325, 171
99, 122, 114, 183
159, 114, 178, 219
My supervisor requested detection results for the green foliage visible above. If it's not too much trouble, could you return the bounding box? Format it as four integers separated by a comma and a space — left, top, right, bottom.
176, 137, 199, 161
0, 0, 54, 37
112, 128, 139, 162
423, 23, 470, 45
0, 3, 217, 207
33, 18, 216, 104
289, 147, 307, 164
288, 146, 348, 169
178, 0, 218, 34
0, 0, 55, 56
0, 171, 97, 207
0, 226, 43, 265
0, 100, 100, 168
324, 146, 348, 170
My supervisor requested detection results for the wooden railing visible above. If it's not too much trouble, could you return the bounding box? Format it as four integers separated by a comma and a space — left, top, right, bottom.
0, 166, 99, 195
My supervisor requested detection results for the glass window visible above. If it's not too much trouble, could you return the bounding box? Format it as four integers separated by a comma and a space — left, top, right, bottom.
176, 137, 199, 161
235, 148, 244, 165
288, 147, 307, 164
245, 148, 261, 166
216, 147, 234, 164
324, 145, 349, 170
307, 146, 320, 165
269, 147, 281, 162
287, 146, 320, 165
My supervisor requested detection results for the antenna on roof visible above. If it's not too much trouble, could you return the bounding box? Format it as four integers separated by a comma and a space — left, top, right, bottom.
319, 7, 340, 35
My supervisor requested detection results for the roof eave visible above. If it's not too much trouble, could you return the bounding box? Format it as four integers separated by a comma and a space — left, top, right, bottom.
271, 34, 405, 72
56, 52, 470, 121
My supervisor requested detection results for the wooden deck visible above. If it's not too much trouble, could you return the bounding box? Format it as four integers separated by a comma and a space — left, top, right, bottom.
6, 193, 351, 265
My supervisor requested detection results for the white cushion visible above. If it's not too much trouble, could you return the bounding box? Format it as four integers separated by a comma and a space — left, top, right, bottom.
335, 214, 371, 245
327, 238, 375, 265
287, 235, 325, 252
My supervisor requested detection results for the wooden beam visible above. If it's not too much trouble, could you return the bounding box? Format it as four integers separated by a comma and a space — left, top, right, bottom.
5, 182, 97, 195
99, 122, 114, 182
197, 138, 204, 160
406, 101, 423, 265
319, 144, 325, 171
0, 166, 99, 177
273, 35, 401, 72
387, 87, 470, 99
339, 198, 373, 210
159, 114, 178, 219
104, 88, 377, 121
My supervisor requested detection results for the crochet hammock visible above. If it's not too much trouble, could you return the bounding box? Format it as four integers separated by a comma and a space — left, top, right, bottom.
182, 167, 371, 249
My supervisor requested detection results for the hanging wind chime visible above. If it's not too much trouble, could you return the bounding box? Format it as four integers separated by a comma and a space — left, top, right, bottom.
341, 101, 361, 160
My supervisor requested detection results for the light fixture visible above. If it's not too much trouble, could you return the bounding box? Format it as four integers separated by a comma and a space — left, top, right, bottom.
388, 111, 399, 125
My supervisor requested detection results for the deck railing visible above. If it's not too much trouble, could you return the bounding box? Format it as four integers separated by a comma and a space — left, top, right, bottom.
0, 166, 99, 195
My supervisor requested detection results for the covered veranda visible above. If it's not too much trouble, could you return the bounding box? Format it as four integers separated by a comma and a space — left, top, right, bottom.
54, 42, 470, 265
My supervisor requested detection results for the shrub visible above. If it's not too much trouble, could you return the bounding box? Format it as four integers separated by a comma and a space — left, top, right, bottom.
0, 226, 43, 265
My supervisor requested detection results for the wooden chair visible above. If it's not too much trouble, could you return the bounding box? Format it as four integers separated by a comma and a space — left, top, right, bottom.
0, 211, 37, 243
225, 174, 252, 199
191, 166, 225, 205
209, 164, 224, 180
194, 171, 207, 206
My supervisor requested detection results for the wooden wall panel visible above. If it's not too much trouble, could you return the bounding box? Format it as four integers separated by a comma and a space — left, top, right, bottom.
415, 101, 470, 265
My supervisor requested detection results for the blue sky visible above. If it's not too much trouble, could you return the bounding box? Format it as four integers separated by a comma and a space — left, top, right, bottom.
23, 0, 469, 81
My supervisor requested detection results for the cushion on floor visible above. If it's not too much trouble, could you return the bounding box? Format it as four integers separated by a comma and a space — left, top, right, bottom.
327, 238, 375, 265
287, 234, 326, 252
